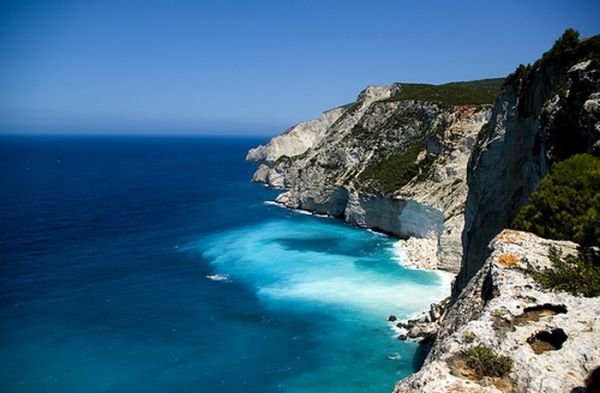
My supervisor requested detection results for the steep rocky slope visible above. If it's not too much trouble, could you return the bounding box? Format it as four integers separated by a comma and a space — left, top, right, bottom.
394, 31, 600, 393
246, 106, 346, 162
394, 230, 600, 393
248, 81, 500, 272
247, 30, 600, 393
458, 31, 600, 292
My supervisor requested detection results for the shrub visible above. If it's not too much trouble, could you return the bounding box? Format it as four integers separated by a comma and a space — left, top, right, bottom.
465, 345, 513, 378
503, 29, 600, 89
512, 154, 600, 250
538, 28, 580, 67
359, 144, 432, 194
503, 63, 531, 87
383, 78, 503, 106
530, 246, 600, 297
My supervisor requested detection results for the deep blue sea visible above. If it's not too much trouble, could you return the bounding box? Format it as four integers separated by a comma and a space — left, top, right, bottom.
0, 135, 450, 393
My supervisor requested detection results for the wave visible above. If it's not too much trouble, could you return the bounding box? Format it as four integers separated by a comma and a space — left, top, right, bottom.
263, 201, 332, 218
194, 219, 449, 320
206, 273, 231, 282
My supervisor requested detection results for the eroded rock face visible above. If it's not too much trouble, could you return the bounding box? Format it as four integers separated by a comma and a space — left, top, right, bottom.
248, 84, 491, 272
246, 106, 346, 163
393, 230, 600, 393
458, 39, 600, 292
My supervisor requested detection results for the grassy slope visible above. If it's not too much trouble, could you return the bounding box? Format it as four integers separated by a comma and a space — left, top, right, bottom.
384, 78, 504, 105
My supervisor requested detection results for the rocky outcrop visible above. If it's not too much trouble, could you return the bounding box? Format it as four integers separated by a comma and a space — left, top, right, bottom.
394, 301, 450, 343
458, 33, 600, 292
248, 83, 495, 272
246, 106, 346, 163
394, 229, 600, 393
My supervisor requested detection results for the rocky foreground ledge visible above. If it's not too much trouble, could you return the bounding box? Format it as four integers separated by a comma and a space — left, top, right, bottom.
393, 229, 600, 393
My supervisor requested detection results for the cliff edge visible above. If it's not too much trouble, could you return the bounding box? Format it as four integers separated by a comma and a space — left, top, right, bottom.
394, 230, 599, 393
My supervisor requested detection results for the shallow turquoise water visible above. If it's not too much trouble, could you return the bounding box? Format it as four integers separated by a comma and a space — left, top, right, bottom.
0, 135, 449, 393
193, 217, 450, 393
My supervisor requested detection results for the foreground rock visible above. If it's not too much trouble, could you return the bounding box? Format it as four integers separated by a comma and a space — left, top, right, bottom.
393, 229, 600, 393
394, 301, 449, 344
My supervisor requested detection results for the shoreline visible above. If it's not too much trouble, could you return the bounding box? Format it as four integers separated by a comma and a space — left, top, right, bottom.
263, 195, 455, 345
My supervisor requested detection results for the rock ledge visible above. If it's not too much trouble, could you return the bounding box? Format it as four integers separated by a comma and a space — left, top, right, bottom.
393, 229, 600, 393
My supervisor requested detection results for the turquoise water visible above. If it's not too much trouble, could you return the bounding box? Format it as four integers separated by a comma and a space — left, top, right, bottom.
0, 135, 449, 393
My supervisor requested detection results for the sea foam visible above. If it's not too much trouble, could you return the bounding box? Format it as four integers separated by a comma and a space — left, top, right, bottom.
197, 219, 449, 320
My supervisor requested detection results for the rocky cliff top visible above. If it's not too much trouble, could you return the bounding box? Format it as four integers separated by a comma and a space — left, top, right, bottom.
246, 106, 346, 163
394, 230, 600, 393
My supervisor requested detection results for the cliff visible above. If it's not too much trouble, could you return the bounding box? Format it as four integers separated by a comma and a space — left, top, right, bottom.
246, 106, 346, 163
393, 230, 600, 393
394, 30, 600, 393
248, 81, 501, 272
457, 31, 600, 292
247, 30, 600, 392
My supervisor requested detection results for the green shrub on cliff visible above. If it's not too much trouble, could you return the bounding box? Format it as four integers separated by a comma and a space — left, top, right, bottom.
512, 154, 600, 249
504, 29, 600, 88
359, 142, 438, 194
464, 345, 512, 378
359, 145, 421, 194
383, 78, 503, 106
530, 246, 600, 297
537, 28, 583, 67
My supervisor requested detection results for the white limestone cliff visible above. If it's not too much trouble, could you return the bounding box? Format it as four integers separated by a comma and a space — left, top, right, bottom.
458, 58, 600, 293
393, 230, 600, 393
246, 106, 346, 163
248, 83, 491, 273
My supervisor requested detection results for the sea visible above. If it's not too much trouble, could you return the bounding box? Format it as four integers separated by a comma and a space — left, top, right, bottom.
0, 135, 450, 393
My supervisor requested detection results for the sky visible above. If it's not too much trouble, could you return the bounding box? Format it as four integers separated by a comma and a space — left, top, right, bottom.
1, 0, 599, 135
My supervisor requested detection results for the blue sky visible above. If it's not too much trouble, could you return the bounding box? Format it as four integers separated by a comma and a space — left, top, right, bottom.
1, 0, 599, 135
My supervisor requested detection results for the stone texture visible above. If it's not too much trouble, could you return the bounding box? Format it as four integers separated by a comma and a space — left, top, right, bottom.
394, 230, 600, 393
246, 106, 346, 163
458, 55, 600, 293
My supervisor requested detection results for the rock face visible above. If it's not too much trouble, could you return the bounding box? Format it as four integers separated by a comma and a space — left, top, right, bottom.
393, 229, 600, 393
458, 34, 600, 292
246, 106, 346, 163
248, 82, 496, 272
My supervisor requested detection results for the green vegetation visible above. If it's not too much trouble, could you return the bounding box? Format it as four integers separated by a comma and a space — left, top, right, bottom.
504, 29, 600, 87
359, 145, 420, 194
464, 345, 513, 378
358, 143, 437, 194
503, 63, 530, 87
529, 246, 600, 297
538, 28, 586, 67
515, 154, 600, 296
381, 106, 428, 129
383, 78, 503, 105
512, 154, 600, 249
